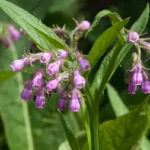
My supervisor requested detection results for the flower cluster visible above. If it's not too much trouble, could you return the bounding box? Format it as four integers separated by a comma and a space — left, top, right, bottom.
127, 57, 150, 94
126, 31, 150, 94
0, 24, 20, 48
10, 20, 91, 112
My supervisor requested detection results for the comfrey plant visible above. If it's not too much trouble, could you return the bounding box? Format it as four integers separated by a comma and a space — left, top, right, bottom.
10, 20, 90, 111
0, 1, 150, 150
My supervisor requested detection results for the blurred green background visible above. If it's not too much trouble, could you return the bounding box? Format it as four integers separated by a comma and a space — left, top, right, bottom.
0, 0, 150, 150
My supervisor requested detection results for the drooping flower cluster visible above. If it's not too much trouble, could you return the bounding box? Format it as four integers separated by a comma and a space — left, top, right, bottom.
126, 31, 150, 94
126, 57, 150, 94
0, 24, 20, 48
10, 20, 91, 111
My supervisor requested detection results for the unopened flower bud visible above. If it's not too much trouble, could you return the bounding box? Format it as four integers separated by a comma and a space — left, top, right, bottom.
69, 90, 81, 112
21, 79, 33, 100
32, 70, 43, 90
78, 57, 90, 71
34, 90, 45, 108
57, 99, 67, 110
52, 27, 65, 38
141, 80, 150, 94
40, 52, 52, 63
77, 20, 90, 31
56, 49, 69, 59
128, 31, 139, 43
45, 77, 61, 91
8, 25, 20, 41
46, 60, 61, 75
73, 70, 85, 89
22, 57, 30, 65
128, 82, 137, 94
21, 88, 32, 100
11, 57, 29, 72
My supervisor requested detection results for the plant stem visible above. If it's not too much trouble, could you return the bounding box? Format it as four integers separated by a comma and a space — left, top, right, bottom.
90, 102, 100, 150
83, 85, 100, 150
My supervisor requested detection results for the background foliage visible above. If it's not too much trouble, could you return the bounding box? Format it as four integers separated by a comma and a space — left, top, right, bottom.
0, 0, 150, 150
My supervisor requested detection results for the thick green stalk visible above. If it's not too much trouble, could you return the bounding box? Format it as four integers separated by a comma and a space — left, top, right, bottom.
81, 102, 91, 150
84, 85, 100, 150
90, 102, 100, 150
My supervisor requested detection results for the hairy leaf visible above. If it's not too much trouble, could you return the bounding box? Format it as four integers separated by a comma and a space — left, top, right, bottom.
86, 10, 122, 36
107, 83, 129, 116
59, 111, 81, 150
59, 131, 87, 150
99, 106, 148, 150
0, 71, 16, 82
0, 0, 67, 50
88, 18, 129, 71
107, 84, 150, 150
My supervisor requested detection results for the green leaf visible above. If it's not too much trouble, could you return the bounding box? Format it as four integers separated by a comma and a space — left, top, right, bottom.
59, 131, 87, 150
0, 0, 53, 21
0, 44, 34, 150
59, 110, 81, 150
0, 71, 16, 82
90, 42, 123, 97
59, 141, 71, 150
86, 10, 122, 36
106, 83, 129, 116
0, 0, 67, 50
107, 84, 150, 150
91, 4, 149, 98
88, 18, 129, 71
99, 106, 148, 150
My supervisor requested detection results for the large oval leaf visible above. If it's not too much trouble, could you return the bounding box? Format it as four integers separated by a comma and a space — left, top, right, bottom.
88, 18, 129, 71
86, 10, 122, 36
0, 0, 68, 50
107, 84, 150, 150
99, 105, 148, 150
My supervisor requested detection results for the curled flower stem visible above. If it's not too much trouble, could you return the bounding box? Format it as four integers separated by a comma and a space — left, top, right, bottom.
135, 43, 141, 61
70, 28, 78, 50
